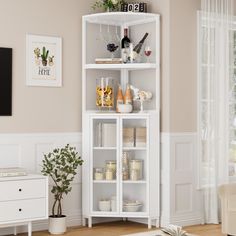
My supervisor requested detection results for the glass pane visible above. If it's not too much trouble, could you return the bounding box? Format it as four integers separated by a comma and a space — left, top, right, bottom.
93, 183, 117, 212
122, 184, 146, 213
92, 118, 118, 213
121, 118, 147, 213
93, 119, 117, 147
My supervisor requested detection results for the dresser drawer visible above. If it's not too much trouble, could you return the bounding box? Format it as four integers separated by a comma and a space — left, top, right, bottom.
0, 198, 46, 222
0, 179, 46, 201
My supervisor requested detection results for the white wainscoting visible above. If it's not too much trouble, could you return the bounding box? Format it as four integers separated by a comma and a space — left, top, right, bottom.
0, 132, 82, 236
160, 133, 203, 227
0, 132, 202, 235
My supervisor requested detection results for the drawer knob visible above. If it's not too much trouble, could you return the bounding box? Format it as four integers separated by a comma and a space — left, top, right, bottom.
19, 188, 22, 192
19, 208, 22, 212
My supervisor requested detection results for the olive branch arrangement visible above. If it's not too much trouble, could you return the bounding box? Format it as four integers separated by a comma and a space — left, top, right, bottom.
41, 144, 83, 217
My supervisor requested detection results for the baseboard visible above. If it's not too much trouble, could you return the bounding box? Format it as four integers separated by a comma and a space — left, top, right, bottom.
160, 214, 203, 227
0, 214, 83, 236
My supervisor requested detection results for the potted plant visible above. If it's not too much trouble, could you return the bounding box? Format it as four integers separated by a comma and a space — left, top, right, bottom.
92, 0, 126, 12
41, 144, 83, 234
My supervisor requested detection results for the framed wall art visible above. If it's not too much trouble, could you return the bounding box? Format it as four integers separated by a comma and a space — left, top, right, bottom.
26, 34, 62, 87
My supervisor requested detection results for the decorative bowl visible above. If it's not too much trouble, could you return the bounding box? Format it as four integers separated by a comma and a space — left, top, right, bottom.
118, 104, 132, 113
123, 204, 142, 212
123, 200, 142, 212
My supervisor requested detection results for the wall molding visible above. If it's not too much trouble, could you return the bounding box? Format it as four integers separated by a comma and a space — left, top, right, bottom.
0, 131, 202, 235
0, 132, 82, 236
160, 132, 203, 227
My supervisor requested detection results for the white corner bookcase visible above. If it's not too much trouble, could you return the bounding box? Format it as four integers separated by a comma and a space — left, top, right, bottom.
82, 12, 160, 229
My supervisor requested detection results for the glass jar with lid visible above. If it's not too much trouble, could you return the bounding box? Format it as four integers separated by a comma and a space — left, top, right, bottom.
106, 160, 116, 171
129, 160, 143, 180
105, 167, 114, 180
96, 77, 114, 110
105, 160, 116, 180
94, 168, 104, 180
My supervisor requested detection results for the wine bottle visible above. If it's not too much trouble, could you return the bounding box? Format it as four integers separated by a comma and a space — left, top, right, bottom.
124, 84, 133, 106
121, 28, 131, 63
133, 33, 149, 59
116, 84, 124, 113
121, 28, 130, 48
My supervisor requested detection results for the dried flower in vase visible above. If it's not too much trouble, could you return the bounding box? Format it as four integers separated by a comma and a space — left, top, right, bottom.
130, 85, 152, 112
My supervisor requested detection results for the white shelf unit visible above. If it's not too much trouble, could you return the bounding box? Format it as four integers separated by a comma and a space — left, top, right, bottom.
82, 12, 160, 229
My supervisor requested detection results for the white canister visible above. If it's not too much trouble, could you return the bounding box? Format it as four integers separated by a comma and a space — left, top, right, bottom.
111, 196, 116, 212
98, 200, 111, 211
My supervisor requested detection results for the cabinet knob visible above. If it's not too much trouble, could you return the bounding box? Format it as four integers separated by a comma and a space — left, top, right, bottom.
19, 188, 22, 192
19, 208, 22, 212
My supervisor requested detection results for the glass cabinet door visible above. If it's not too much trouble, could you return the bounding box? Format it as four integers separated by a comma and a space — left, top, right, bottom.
91, 117, 119, 214
120, 117, 148, 215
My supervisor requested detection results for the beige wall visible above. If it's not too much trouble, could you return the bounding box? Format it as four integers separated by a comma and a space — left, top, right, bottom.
0, 0, 94, 133
0, 0, 200, 133
169, 0, 200, 132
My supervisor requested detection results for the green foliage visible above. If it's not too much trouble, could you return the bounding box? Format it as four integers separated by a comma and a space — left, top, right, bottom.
41, 144, 83, 217
92, 0, 126, 11
41, 46, 49, 61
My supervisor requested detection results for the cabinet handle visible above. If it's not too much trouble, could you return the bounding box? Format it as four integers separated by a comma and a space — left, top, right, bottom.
19, 208, 22, 212
19, 188, 22, 192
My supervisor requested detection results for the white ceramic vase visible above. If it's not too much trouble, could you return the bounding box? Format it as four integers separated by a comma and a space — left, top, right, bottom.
49, 216, 66, 235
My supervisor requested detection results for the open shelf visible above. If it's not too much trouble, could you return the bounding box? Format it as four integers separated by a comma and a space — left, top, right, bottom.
85, 63, 158, 70
93, 180, 117, 184
83, 12, 160, 26
93, 147, 117, 150
122, 180, 147, 184
123, 147, 147, 151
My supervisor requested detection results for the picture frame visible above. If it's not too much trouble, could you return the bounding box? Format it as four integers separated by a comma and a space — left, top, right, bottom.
26, 34, 62, 87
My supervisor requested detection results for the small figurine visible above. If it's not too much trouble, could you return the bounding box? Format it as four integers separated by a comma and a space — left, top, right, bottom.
130, 85, 152, 112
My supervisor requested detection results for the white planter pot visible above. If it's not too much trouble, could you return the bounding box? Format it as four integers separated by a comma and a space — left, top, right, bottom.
49, 215, 67, 235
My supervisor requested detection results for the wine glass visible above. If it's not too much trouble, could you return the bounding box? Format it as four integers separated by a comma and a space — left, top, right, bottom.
107, 43, 119, 59
106, 25, 119, 59
144, 46, 152, 63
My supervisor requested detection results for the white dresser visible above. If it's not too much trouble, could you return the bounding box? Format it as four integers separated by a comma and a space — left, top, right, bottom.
0, 174, 48, 236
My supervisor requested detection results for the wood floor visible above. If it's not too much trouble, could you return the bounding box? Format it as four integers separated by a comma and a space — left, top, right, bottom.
13, 221, 224, 236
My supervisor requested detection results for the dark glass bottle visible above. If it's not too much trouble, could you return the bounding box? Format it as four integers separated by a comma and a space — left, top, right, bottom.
121, 28, 131, 49
133, 33, 149, 58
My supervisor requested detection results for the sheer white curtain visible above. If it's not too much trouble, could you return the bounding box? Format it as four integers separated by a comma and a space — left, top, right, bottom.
200, 0, 234, 224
